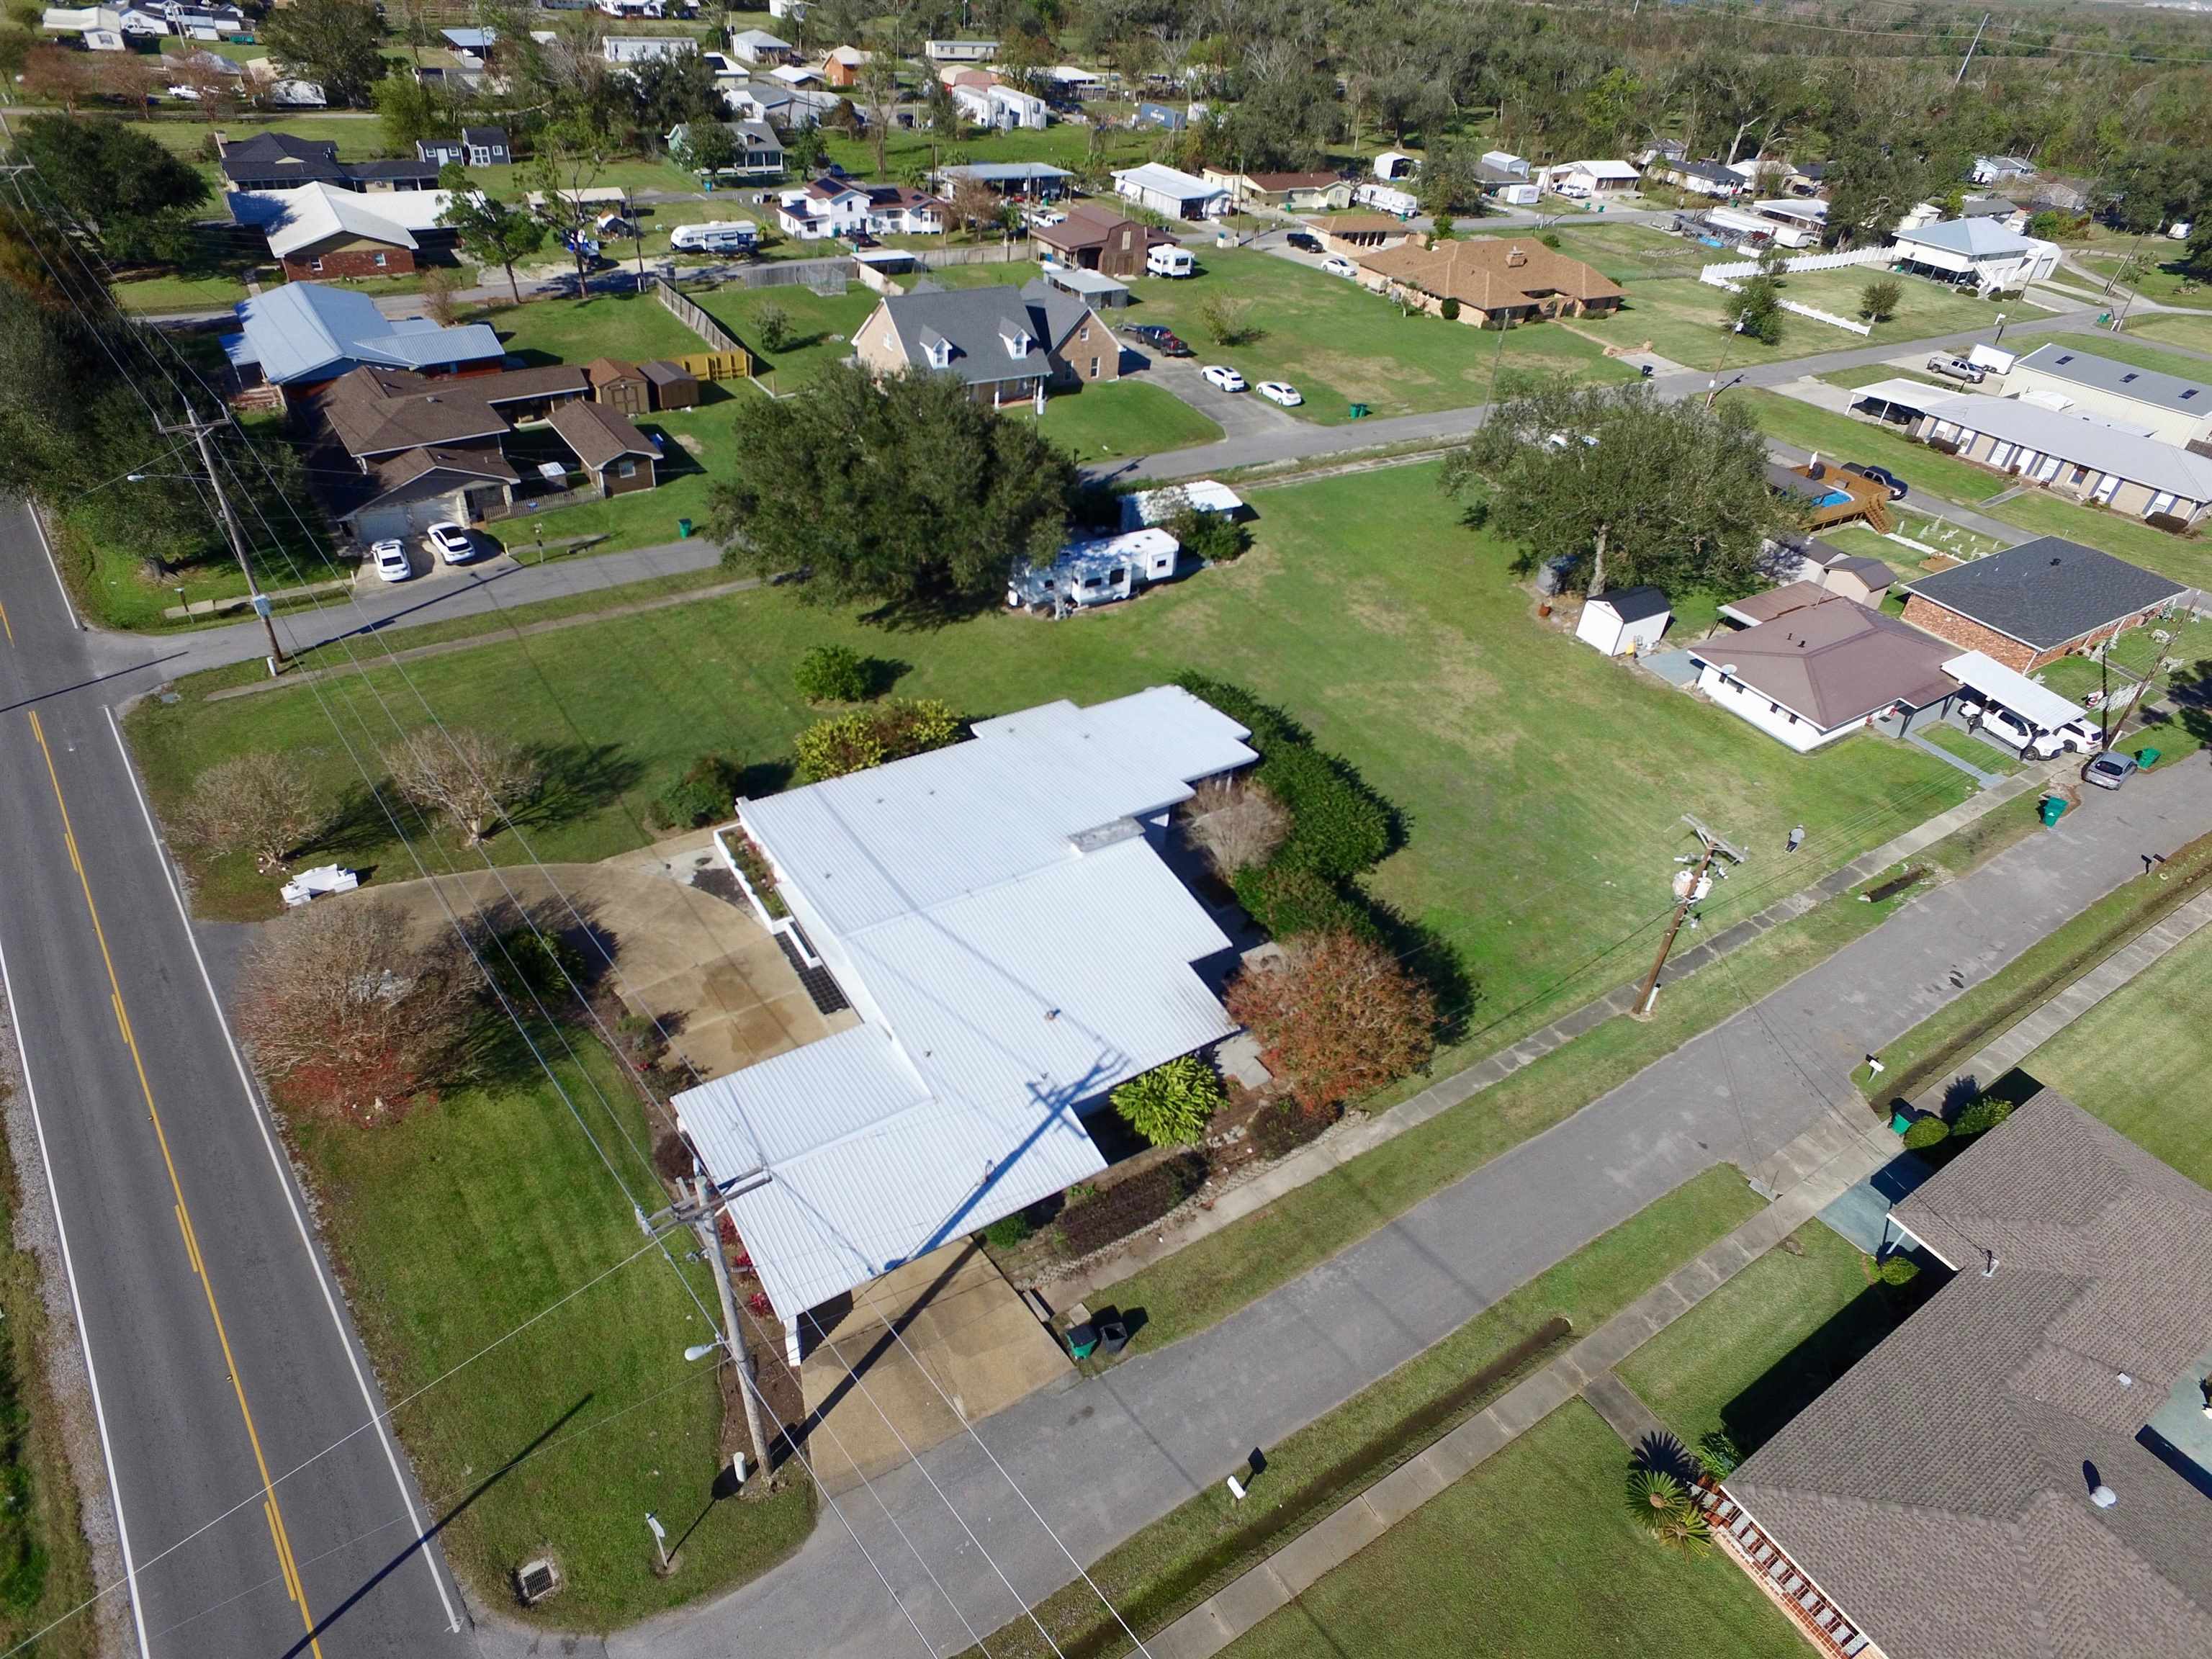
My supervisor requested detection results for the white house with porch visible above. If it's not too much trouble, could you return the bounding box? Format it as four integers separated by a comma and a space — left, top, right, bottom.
673, 688, 1256, 1357
1887, 217, 2059, 295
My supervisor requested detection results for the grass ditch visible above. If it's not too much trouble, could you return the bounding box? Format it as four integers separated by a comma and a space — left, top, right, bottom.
959, 1165, 1762, 1659
1854, 824, 2212, 1108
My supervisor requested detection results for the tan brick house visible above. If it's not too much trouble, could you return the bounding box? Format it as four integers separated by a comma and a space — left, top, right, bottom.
1355, 237, 1624, 327
1897, 536, 2185, 673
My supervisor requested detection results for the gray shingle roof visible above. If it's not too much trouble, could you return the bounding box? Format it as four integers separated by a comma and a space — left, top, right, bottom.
2017, 343, 2212, 418
1902, 537, 2185, 649
878, 283, 1097, 387
1728, 1090, 2212, 1659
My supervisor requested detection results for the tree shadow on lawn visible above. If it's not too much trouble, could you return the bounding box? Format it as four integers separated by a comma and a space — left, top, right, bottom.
1717, 1276, 1935, 1459
515, 740, 647, 832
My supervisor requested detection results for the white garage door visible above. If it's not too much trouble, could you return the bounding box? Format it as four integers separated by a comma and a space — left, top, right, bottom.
349, 489, 467, 547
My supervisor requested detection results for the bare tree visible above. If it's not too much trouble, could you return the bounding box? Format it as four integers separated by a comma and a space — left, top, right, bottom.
176, 752, 325, 873
1198, 292, 1261, 346
381, 727, 541, 844
418, 265, 464, 325
949, 175, 1002, 237
1183, 776, 1288, 881
235, 896, 478, 1120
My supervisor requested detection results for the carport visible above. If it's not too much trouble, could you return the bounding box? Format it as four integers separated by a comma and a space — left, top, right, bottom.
1941, 649, 2090, 734
1847, 376, 1950, 426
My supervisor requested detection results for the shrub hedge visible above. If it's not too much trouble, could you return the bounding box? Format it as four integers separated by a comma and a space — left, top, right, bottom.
1112, 1054, 1227, 1147
654, 752, 744, 830
1231, 862, 1375, 940
795, 698, 961, 781
1058, 1154, 1207, 1255
794, 642, 873, 704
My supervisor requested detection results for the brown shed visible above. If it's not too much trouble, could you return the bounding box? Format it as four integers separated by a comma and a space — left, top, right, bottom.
548, 400, 659, 498
640, 359, 701, 412
586, 356, 651, 418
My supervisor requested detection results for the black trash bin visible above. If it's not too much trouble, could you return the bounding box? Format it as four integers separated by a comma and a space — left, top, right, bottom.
1095, 1319, 1130, 1358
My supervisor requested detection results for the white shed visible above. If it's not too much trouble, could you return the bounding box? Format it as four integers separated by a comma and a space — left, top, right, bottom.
1575, 586, 1671, 657
1373, 150, 1417, 181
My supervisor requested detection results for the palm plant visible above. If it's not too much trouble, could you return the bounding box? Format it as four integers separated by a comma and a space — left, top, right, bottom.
1625, 1467, 1712, 1552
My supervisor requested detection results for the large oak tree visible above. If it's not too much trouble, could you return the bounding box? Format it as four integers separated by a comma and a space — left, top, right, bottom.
706, 360, 1076, 611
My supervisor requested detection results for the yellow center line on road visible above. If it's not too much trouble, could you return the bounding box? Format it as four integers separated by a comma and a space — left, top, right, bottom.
1, 597, 14, 644
27, 708, 326, 1659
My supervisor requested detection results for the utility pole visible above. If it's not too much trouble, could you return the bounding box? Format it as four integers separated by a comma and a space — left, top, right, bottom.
160, 403, 286, 667
1632, 816, 1745, 1018
693, 1174, 770, 1478
1954, 12, 1991, 88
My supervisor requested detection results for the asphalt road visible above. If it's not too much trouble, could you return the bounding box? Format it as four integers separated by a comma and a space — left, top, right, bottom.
0, 499, 473, 1657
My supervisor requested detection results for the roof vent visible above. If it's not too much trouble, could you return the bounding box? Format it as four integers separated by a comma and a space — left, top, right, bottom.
1982, 1248, 2000, 1277
2090, 1484, 2118, 1509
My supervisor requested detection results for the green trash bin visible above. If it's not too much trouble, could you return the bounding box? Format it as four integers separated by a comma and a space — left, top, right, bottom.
1064, 1321, 1099, 1361
677, 518, 693, 539
1889, 1109, 1914, 1136
2040, 795, 2069, 827
2136, 747, 2162, 769
1347, 402, 1370, 420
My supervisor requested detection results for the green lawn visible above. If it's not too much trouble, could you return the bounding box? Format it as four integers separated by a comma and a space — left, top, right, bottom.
2070, 251, 2212, 311
480, 292, 710, 368
1117, 247, 1638, 423
1542, 224, 1711, 284
1854, 829, 2212, 1109
1738, 390, 2212, 588
2022, 921, 2212, 1184
691, 283, 879, 394
1578, 266, 2002, 372
1028, 379, 1222, 459
1819, 363, 1955, 393
968, 1166, 1766, 1659
1917, 722, 2023, 775
112, 268, 253, 314
819, 122, 1154, 184
1223, 1401, 1798, 1659
291, 1038, 813, 1628
1618, 1224, 1905, 1464
2038, 331, 2212, 381
2126, 311, 2212, 356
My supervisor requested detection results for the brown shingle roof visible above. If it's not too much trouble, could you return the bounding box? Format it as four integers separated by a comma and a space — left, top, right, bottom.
1031, 202, 1172, 254
1359, 236, 1624, 312
471, 364, 590, 404
1244, 170, 1339, 192
1721, 580, 1837, 625
585, 356, 646, 386
369, 445, 520, 494
548, 398, 656, 470
1690, 594, 1957, 725
1728, 1091, 2212, 1659
318, 367, 507, 459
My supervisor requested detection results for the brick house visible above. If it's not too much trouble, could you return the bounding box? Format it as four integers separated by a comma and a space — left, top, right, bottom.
1355, 237, 1623, 327
240, 181, 455, 282
1898, 536, 2186, 673
851, 280, 1118, 409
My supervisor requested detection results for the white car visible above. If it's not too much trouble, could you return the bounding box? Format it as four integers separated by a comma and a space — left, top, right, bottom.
1320, 253, 1359, 278
1256, 380, 1303, 407
426, 521, 475, 565
369, 539, 414, 583
1202, 364, 1246, 393
1964, 702, 2098, 757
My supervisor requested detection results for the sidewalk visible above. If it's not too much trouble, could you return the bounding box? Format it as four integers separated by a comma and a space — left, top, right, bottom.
1146, 1107, 1895, 1659
1043, 763, 2047, 1308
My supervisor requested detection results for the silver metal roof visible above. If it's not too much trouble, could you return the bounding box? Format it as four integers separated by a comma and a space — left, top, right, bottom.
2015, 343, 2212, 418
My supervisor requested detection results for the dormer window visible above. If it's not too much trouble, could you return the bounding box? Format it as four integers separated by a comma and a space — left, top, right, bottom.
1004, 329, 1031, 359
925, 338, 953, 369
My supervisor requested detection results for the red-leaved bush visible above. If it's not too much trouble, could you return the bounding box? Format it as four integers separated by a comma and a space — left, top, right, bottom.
1225, 930, 1437, 1114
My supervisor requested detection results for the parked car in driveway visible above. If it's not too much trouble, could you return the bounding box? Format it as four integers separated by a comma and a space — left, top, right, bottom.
1320, 253, 1359, 277
1964, 702, 2100, 757
1842, 461, 1908, 500
369, 539, 414, 583
1202, 364, 1247, 392
1926, 352, 1986, 384
2084, 750, 2137, 790
426, 521, 477, 565
1123, 323, 1191, 356
1285, 230, 1321, 252
1256, 379, 1303, 406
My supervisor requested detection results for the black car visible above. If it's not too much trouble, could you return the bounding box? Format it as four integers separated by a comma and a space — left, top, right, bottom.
1842, 461, 1908, 501
1123, 323, 1192, 356
1285, 230, 1321, 252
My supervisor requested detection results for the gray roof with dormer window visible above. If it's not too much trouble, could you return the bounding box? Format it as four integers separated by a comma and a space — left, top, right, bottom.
878, 283, 1097, 387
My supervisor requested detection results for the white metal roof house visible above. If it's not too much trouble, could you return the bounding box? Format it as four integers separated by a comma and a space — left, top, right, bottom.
2005, 343, 2212, 446
1113, 163, 1229, 220
1887, 218, 2059, 295
953, 80, 1050, 130
1550, 158, 1640, 197
222, 283, 504, 389
675, 688, 1256, 1342
603, 34, 695, 65
1905, 392, 2212, 530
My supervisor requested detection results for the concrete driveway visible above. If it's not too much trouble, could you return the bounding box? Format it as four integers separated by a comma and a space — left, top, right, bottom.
1134, 351, 1308, 440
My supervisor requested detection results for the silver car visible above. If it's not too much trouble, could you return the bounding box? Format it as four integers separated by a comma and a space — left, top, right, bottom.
2084, 750, 2138, 791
